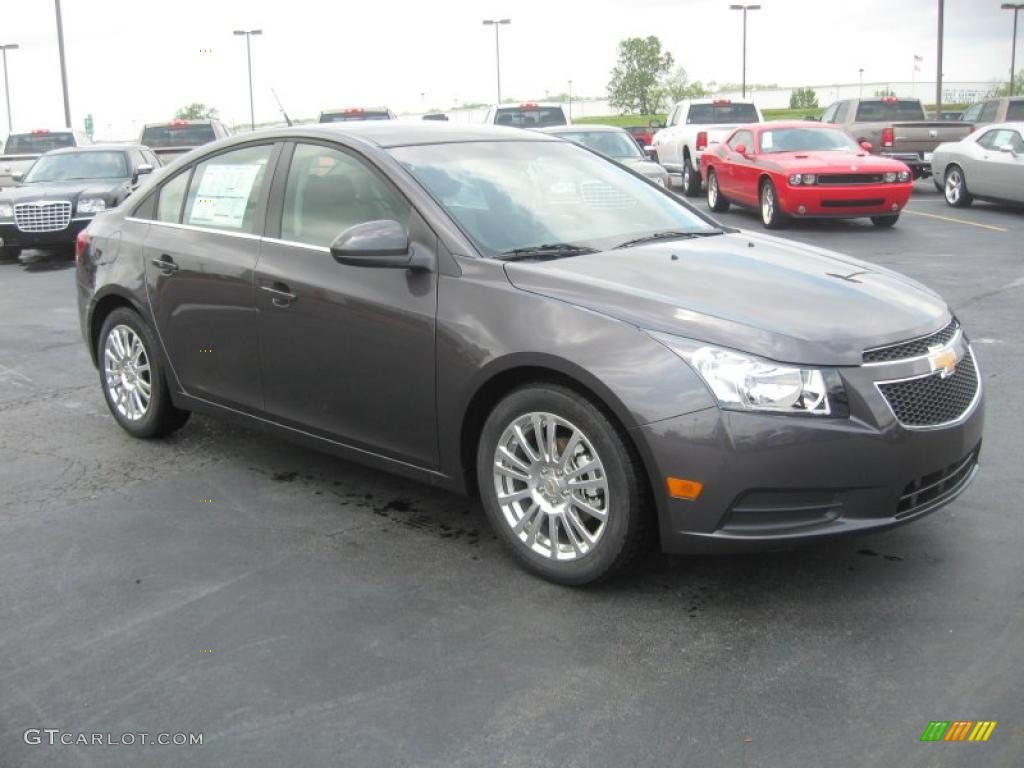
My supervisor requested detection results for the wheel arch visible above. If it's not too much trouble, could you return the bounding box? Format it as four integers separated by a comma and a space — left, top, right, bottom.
87, 288, 149, 367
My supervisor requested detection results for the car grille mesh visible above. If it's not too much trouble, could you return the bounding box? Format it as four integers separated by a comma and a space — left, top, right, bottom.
897, 444, 980, 516
817, 173, 885, 185
14, 201, 72, 233
877, 352, 979, 428
863, 319, 960, 363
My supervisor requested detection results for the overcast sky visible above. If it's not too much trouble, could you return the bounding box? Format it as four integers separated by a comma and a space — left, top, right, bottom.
1, 0, 1016, 138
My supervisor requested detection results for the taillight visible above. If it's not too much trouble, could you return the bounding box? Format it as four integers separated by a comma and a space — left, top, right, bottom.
881, 127, 894, 148
75, 229, 90, 264
696, 131, 708, 150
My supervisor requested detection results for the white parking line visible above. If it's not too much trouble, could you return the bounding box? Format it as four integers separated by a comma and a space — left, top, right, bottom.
902, 209, 1009, 233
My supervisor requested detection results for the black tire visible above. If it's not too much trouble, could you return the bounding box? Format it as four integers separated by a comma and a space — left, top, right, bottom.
943, 165, 973, 208
681, 154, 701, 196
98, 307, 190, 439
760, 179, 787, 229
706, 169, 730, 212
476, 383, 650, 586
870, 214, 899, 228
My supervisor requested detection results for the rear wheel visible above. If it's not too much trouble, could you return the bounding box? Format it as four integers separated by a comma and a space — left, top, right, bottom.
707, 169, 730, 212
944, 165, 972, 207
682, 155, 701, 196
98, 308, 190, 439
870, 215, 900, 228
476, 384, 649, 585
760, 179, 787, 229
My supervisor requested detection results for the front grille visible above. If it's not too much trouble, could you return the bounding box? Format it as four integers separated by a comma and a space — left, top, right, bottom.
820, 198, 885, 207
877, 351, 979, 428
14, 201, 72, 233
864, 319, 960, 363
817, 173, 884, 185
897, 444, 980, 516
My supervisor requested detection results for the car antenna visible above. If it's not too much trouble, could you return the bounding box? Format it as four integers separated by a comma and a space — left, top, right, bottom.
271, 87, 293, 127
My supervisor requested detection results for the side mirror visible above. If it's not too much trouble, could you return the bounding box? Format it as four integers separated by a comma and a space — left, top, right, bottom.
649, 119, 663, 129
330, 220, 431, 270
859, 140, 873, 152
734, 143, 747, 155
999, 144, 1018, 157
11, 172, 23, 183
137, 164, 154, 176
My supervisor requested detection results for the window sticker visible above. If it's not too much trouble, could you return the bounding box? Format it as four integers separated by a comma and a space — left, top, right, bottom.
189, 163, 262, 229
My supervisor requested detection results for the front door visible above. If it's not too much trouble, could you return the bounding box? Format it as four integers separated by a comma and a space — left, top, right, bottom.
255, 142, 439, 467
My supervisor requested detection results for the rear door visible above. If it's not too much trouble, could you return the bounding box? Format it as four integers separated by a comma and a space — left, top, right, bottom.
975, 128, 1024, 199
255, 141, 439, 466
142, 142, 279, 412
722, 129, 757, 203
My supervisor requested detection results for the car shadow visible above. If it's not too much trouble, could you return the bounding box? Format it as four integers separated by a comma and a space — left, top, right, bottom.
19, 249, 75, 272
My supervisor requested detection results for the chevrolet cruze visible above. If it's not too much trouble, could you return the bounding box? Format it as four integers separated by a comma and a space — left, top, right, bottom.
76, 123, 984, 585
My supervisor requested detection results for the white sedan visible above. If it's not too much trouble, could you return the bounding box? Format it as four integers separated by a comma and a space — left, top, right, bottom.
931, 122, 1024, 207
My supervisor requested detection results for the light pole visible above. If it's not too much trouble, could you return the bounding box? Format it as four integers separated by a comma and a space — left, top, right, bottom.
482, 19, 511, 104
935, 0, 944, 117
54, 0, 71, 128
0, 44, 18, 134
1003, 3, 1024, 96
858, 68, 864, 97
233, 29, 262, 130
729, 4, 761, 98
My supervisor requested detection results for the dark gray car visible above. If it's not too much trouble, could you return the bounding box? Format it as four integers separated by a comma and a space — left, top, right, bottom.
76, 123, 984, 585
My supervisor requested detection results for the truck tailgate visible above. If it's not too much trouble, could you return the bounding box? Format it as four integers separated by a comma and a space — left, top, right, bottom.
893, 122, 974, 154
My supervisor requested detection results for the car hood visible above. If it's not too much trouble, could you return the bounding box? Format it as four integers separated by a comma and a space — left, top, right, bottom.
503, 231, 949, 366
0, 179, 127, 202
761, 151, 908, 172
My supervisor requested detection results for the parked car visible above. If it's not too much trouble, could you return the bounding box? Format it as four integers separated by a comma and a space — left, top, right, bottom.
958, 97, 1024, 130
0, 128, 92, 189
538, 124, 669, 185
77, 123, 982, 585
139, 119, 230, 164
422, 113, 449, 121
701, 122, 913, 228
318, 107, 397, 123
483, 102, 569, 128
931, 122, 1024, 207
0, 144, 157, 258
651, 98, 764, 196
934, 110, 964, 121
819, 96, 973, 179
624, 125, 654, 151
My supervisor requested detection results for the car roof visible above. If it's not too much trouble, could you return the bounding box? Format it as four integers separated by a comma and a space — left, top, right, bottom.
46, 144, 145, 155
493, 102, 565, 109
537, 124, 627, 135
142, 120, 217, 127
981, 121, 1024, 131
753, 121, 843, 130
255, 122, 558, 148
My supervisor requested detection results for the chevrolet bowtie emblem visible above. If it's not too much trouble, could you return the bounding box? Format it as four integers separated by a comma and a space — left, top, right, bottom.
929, 345, 958, 378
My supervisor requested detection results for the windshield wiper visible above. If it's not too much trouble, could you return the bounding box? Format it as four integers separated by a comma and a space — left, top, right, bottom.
496, 243, 599, 261
615, 230, 723, 249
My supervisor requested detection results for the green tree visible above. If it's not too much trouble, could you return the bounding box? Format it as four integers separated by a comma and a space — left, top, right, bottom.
789, 87, 819, 109
658, 66, 709, 108
992, 70, 1024, 96
607, 36, 675, 115
873, 87, 895, 98
175, 103, 219, 120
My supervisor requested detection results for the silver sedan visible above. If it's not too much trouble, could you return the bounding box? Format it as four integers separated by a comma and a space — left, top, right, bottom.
931, 122, 1024, 207
538, 124, 670, 186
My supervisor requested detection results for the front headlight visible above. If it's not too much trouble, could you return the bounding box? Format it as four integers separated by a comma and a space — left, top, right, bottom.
0, 202, 12, 218
77, 198, 106, 214
788, 173, 802, 185
651, 334, 847, 417
883, 172, 898, 183
897, 170, 910, 182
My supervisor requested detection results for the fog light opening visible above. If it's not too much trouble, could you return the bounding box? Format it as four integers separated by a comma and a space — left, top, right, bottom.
797, 205, 807, 215
891, 203, 899, 211
667, 477, 704, 500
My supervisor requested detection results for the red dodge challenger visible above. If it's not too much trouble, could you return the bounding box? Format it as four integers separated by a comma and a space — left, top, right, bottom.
701, 121, 913, 228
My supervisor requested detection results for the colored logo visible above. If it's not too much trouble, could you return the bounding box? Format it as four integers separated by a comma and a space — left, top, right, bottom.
921, 721, 997, 742
928, 345, 959, 379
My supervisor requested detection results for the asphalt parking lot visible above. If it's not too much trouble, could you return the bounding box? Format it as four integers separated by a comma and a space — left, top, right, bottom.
0, 180, 1021, 768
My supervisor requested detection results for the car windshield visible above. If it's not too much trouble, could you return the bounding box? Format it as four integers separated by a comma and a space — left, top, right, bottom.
4, 132, 76, 154
141, 123, 216, 148
686, 103, 759, 124
759, 127, 860, 153
24, 151, 128, 182
495, 107, 567, 128
555, 131, 643, 159
391, 140, 716, 257
854, 100, 926, 121
319, 111, 391, 122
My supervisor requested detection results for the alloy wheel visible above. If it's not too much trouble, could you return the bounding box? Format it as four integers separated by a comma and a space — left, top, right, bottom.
708, 174, 718, 207
104, 324, 152, 421
945, 170, 962, 205
762, 185, 775, 224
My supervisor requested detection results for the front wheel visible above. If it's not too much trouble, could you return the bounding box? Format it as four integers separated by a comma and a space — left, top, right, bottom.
944, 165, 972, 208
870, 214, 899, 228
681, 157, 701, 196
476, 384, 650, 585
760, 180, 787, 229
707, 169, 730, 212
98, 308, 190, 439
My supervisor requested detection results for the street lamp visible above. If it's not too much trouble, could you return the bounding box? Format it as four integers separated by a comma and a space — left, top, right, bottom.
729, 4, 761, 99
0, 44, 19, 134
858, 67, 864, 97
233, 29, 262, 131
482, 19, 511, 105
1002, 3, 1024, 96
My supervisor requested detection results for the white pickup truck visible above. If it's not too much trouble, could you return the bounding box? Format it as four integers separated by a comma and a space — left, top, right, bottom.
0, 129, 92, 188
651, 98, 763, 196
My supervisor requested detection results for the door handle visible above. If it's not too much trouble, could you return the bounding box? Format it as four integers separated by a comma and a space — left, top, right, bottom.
260, 282, 296, 307
151, 254, 178, 274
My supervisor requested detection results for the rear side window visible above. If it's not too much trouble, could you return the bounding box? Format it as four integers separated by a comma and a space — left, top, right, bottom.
854, 100, 926, 121
494, 106, 567, 128
281, 143, 409, 248
979, 101, 1000, 123
141, 123, 217, 148
156, 171, 190, 223
686, 103, 759, 124
977, 129, 1018, 151
182, 144, 274, 233
1007, 100, 1024, 121
4, 132, 75, 154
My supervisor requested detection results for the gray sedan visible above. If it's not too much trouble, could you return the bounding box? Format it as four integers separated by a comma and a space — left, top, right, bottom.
931, 122, 1024, 207
77, 122, 982, 585
538, 124, 670, 186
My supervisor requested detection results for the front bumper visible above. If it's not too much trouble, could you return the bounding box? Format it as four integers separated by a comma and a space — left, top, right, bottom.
637, 343, 984, 554
881, 152, 931, 178
0, 218, 91, 249
778, 182, 912, 218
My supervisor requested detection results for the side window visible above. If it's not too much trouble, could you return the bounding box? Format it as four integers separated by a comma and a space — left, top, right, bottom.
182, 144, 274, 233
156, 170, 190, 223
280, 143, 410, 248
667, 106, 680, 126
129, 151, 145, 172
979, 101, 999, 123
1011, 131, 1024, 154
143, 150, 160, 168
821, 103, 838, 123
728, 130, 753, 151
961, 102, 983, 122
834, 102, 850, 123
